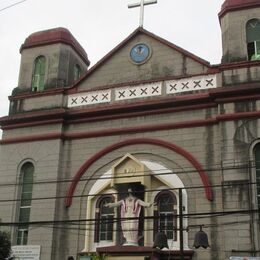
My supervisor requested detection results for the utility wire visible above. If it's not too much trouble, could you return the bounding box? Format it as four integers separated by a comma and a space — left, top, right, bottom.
0, 208, 259, 227
0, 161, 253, 187
0, 179, 256, 204
30, 217, 259, 234
0, 0, 27, 12
17, 221, 254, 236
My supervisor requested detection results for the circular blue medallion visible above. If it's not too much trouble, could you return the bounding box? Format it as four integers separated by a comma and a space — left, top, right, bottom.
130, 43, 151, 64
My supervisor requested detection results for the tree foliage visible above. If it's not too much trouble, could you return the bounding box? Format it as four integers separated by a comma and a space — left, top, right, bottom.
0, 230, 11, 260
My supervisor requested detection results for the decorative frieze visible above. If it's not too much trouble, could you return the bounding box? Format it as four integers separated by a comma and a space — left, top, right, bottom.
68, 90, 111, 108
166, 74, 217, 94
115, 82, 162, 101
67, 74, 217, 108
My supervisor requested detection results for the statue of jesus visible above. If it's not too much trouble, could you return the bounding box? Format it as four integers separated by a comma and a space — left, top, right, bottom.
105, 188, 153, 246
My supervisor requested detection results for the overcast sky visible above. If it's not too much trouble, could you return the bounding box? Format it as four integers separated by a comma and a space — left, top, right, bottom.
0, 0, 224, 122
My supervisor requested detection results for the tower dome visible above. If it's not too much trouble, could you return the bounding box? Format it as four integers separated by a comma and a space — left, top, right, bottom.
20, 27, 90, 65
219, 0, 260, 18
17, 27, 90, 91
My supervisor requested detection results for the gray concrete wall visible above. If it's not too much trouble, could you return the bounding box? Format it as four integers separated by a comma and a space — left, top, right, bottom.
2, 14, 260, 260
47, 98, 259, 259
17, 43, 88, 91
9, 93, 64, 115
1, 86, 260, 260
0, 139, 63, 259
222, 65, 260, 86
77, 33, 209, 91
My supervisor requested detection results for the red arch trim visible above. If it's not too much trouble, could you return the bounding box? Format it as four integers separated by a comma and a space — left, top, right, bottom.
65, 138, 213, 207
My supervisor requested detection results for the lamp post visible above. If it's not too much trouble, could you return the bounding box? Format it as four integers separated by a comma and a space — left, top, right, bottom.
179, 188, 184, 260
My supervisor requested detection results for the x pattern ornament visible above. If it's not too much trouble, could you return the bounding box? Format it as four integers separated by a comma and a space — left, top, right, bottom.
68, 74, 217, 108
166, 75, 216, 94
68, 90, 111, 107
115, 83, 162, 101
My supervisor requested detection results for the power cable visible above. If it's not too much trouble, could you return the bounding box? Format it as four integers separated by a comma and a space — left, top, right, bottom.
0, 179, 256, 204
0, 161, 253, 187
30, 217, 258, 234
0, 208, 259, 227
0, 0, 27, 12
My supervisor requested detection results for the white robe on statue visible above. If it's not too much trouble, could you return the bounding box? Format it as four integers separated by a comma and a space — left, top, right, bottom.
107, 192, 152, 246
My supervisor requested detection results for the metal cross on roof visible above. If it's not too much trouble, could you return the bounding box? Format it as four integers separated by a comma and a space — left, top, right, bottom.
128, 0, 157, 28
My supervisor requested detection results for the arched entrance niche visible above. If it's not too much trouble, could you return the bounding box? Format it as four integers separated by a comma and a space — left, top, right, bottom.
65, 138, 213, 208
83, 156, 189, 252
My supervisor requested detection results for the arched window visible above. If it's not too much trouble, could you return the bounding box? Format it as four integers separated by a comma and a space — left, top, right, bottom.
17, 162, 34, 245
73, 64, 82, 81
254, 143, 260, 209
31, 56, 46, 91
94, 195, 114, 243
246, 19, 260, 61
154, 191, 177, 240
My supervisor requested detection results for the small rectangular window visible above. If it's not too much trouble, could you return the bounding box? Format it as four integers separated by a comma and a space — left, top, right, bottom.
17, 228, 28, 245
159, 213, 174, 239
256, 40, 260, 54
100, 215, 113, 241
19, 207, 31, 222
248, 42, 256, 60
248, 41, 260, 61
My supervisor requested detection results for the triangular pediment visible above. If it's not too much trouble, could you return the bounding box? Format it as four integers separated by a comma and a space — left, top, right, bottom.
72, 28, 211, 92
112, 153, 143, 172
111, 153, 151, 187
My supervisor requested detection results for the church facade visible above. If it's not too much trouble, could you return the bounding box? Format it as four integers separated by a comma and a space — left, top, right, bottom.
0, 0, 260, 259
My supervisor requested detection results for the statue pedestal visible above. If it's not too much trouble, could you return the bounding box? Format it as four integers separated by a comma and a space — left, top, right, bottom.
96, 245, 194, 260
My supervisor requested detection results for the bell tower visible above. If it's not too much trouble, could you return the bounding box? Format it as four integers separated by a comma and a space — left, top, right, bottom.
219, 0, 260, 63
16, 27, 90, 93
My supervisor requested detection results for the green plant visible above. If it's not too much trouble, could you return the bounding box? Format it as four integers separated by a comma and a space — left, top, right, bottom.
0, 230, 11, 260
